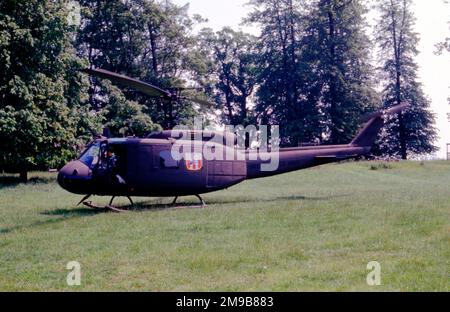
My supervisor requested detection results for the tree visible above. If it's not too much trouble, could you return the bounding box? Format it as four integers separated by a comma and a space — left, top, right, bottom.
435, 0, 450, 55
302, 0, 378, 144
0, 0, 100, 181
97, 81, 160, 137
76, 0, 160, 135
199, 27, 258, 128
375, 0, 437, 159
435, 0, 450, 122
245, 0, 318, 147
77, 0, 210, 131
245, 0, 377, 146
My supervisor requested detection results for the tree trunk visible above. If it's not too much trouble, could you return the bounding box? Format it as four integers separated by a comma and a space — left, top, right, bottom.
395, 60, 407, 159
148, 22, 158, 75
289, 0, 299, 120
328, 8, 337, 144
395, 36, 407, 160
19, 169, 28, 183
398, 111, 407, 160
391, 1, 408, 160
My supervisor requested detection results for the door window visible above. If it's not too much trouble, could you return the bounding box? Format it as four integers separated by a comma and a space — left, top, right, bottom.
159, 150, 179, 169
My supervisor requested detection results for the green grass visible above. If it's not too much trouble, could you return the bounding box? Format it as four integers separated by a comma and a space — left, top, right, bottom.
0, 161, 449, 291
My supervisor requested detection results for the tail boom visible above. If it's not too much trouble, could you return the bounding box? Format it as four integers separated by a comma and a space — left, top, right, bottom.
245, 103, 409, 180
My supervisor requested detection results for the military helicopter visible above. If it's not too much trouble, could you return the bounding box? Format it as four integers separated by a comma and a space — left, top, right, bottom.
57, 68, 408, 212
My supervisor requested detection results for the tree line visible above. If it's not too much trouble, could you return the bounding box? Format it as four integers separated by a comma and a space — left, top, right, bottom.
0, 0, 441, 180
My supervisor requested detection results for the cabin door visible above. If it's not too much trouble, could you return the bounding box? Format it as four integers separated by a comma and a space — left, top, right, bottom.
206, 160, 215, 188
137, 145, 153, 183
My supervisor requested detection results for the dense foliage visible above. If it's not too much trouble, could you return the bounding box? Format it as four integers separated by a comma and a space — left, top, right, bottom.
76, 0, 209, 130
0, 0, 439, 180
0, 0, 101, 180
374, 0, 438, 159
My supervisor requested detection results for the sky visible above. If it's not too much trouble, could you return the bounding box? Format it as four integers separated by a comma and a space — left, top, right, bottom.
173, 0, 450, 159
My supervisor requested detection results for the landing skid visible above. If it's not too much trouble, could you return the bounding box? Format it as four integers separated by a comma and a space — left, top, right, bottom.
82, 201, 106, 210
82, 201, 132, 213
81, 196, 133, 213
80, 194, 207, 213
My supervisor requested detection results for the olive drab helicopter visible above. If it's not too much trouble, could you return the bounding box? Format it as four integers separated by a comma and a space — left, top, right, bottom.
57, 68, 409, 212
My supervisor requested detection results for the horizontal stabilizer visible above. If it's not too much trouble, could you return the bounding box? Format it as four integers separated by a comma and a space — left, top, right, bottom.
314, 154, 358, 165
315, 155, 357, 160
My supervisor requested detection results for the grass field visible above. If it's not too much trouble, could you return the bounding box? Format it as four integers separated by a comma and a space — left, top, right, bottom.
0, 161, 449, 291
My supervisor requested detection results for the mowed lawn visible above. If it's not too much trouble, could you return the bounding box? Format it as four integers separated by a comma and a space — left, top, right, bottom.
0, 161, 448, 291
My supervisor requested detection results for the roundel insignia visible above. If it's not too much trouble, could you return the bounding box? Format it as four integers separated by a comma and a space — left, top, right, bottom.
185, 152, 203, 171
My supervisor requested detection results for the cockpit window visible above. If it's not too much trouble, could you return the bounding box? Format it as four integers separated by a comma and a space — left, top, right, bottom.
79, 143, 101, 169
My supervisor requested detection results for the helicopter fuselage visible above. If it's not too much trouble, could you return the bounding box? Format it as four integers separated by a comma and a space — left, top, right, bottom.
57, 103, 408, 201
58, 137, 248, 197
57, 136, 369, 198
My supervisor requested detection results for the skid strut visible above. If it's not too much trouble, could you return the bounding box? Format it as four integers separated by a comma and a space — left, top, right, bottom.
171, 194, 206, 207
195, 194, 207, 207
77, 194, 92, 206
108, 195, 134, 206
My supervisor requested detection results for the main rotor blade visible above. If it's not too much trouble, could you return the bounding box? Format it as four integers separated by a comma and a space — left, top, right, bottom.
181, 96, 215, 108
82, 68, 172, 99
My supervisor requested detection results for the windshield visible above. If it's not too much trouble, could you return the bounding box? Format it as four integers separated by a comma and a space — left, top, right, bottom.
79, 142, 101, 169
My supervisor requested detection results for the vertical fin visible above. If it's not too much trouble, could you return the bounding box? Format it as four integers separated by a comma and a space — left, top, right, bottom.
351, 102, 409, 147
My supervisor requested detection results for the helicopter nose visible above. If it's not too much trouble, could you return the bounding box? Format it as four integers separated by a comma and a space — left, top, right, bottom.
57, 160, 91, 194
